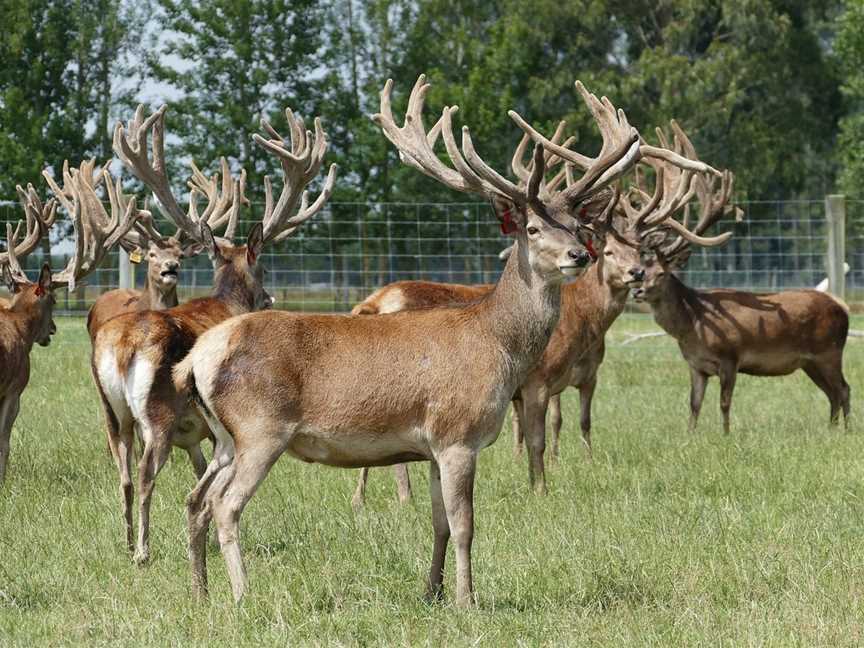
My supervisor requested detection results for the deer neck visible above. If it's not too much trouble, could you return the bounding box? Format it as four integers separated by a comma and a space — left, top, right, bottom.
483, 237, 563, 383
211, 264, 256, 316
573, 258, 629, 329
142, 274, 179, 310
648, 274, 698, 340
8, 299, 45, 351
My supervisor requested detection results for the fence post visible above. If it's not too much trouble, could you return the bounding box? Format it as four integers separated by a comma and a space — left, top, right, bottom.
825, 194, 846, 300
118, 247, 134, 290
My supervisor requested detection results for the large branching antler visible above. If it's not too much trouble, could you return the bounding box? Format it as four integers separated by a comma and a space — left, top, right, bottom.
42, 162, 142, 290
628, 120, 740, 264
253, 108, 338, 244
113, 106, 247, 245
0, 185, 57, 284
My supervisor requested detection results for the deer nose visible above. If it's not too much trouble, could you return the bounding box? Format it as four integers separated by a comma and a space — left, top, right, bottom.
568, 249, 591, 267
628, 267, 645, 281
165, 261, 180, 271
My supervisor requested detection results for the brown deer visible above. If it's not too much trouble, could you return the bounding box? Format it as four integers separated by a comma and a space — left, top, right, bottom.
173, 76, 655, 606
0, 170, 140, 483
91, 103, 336, 564
87, 153, 247, 336
633, 122, 850, 432
351, 121, 713, 503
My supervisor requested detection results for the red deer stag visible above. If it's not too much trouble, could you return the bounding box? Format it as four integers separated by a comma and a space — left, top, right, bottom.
0, 168, 140, 483
87, 145, 247, 335
633, 122, 849, 432
351, 120, 715, 503
91, 104, 336, 564
174, 75, 648, 605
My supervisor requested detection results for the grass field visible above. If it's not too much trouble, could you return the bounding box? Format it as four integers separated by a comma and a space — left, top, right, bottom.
1, 314, 863, 646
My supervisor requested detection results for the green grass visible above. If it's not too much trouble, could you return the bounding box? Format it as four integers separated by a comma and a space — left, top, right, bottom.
1, 315, 864, 646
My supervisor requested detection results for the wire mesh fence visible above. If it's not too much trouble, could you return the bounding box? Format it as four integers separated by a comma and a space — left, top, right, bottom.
0, 199, 859, 314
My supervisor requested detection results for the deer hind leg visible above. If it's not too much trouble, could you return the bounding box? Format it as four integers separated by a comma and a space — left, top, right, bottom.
187, 435, 236, 598
804, 361, 848, 425
688, 368, 709, 433
718, 363, 737, 435
133, 424, 172, 565
0, 394, 21, 485
579, 377, 598, 460
425, 459, 449, 602
511, 401, 524, 457
94, 379, 136, 550
211, 439, 285, 603
186, 444, 208, 480
437, 444, 478, 607
549, 394, 563, 461
393, 464, 412, 504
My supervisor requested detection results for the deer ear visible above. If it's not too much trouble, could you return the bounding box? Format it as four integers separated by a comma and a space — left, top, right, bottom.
199, 222, 224, 265
1, 265, 19, 293
491, 197, 523, 235
181, 241, 204, 258
36, 263, 52, 297
245, 222, 264, 266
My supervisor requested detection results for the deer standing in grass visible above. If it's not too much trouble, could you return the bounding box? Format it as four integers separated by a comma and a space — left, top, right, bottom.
173, 76, 662, 606
0, 170, 140, 483
87, 150, 247, 336
351, 120, 717, 503
633, 122, 850, 432
91, 104, 336, 564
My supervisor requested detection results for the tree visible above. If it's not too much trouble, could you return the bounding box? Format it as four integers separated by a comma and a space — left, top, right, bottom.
836, 0, 864, 197
148, 0, 328, 201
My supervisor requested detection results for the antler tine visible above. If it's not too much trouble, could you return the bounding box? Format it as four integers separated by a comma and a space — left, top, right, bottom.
253, 107, 337, 243
186, 158, 248, 238
1, 182, 52, 280
113, 104, 200, 239
509, 81, 641, 206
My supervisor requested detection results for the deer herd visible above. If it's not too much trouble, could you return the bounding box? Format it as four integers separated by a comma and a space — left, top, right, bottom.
0, 75, 851, 608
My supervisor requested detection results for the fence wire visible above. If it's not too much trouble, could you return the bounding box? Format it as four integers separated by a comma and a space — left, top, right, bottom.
0, 200, 858, 314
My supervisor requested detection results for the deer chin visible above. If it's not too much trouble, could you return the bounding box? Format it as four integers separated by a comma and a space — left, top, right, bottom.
558, 265, 588, 278
159, 270, 179, 286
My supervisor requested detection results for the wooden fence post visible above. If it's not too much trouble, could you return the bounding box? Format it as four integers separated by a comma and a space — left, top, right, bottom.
825, 195, 846, 300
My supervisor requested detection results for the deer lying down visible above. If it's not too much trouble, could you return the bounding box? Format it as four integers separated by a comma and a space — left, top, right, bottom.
174, 76, 654, 605
633, 122, 850, 431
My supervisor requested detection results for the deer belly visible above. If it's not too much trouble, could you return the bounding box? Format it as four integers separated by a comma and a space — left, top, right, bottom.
285, 425, 430, 468
738, 349, 803, 376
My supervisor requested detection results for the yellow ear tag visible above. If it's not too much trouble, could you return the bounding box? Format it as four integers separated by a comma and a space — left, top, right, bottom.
129, 249, 143, 264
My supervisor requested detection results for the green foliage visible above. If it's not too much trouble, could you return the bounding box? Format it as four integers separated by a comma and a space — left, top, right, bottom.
837, 0, 864, 196
0, 0, 149, 197
148, 0, 327, 201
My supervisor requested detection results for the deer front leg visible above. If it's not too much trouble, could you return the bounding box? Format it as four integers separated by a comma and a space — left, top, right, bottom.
688, 368, 708, 433
522, 387, 550, 495
393, 464, 412, 504
425, 460, 449, 602
352, 467, 370, 509
549, 394, 563, 461
718, 363, 737, 435
186, 444, 208, 480
0, 394, 21, 485
438, 444, 478, 607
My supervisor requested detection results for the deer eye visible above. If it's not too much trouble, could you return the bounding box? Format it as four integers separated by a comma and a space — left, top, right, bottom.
526, 226, 539, 235
604, 250, 613, 256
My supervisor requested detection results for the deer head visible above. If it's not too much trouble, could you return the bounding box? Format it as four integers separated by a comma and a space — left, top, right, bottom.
374, 76, 646, 284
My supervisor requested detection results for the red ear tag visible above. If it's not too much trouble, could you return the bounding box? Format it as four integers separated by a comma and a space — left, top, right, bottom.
34, 284, 46, 297
585, 238, 598, 260
499, 208, 519, 235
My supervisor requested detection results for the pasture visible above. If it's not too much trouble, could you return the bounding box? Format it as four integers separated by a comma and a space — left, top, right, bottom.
1, 314, 863, 646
